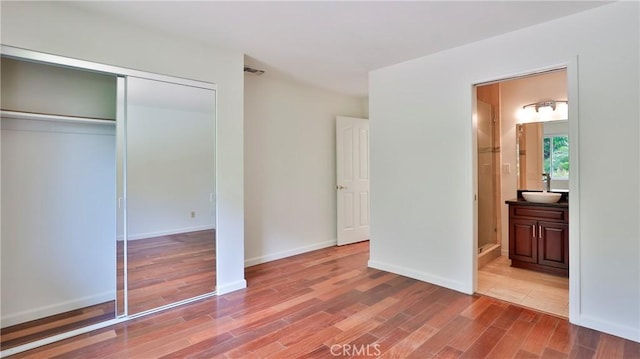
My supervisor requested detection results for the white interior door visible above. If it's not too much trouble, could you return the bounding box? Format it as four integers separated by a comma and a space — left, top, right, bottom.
336, 116, 370, 245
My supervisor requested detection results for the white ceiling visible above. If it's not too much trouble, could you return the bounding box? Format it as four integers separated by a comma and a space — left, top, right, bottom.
71, 1, 609, 97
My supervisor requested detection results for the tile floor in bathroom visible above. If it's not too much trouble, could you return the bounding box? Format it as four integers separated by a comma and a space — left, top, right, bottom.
477, 255, 569, 318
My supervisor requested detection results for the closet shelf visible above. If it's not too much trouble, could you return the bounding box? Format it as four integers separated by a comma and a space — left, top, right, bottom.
0, 110, 116, 125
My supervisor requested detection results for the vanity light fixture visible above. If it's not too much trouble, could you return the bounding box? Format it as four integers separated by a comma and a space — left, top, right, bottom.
522, 100, 568, 112
518, 99, 568, 123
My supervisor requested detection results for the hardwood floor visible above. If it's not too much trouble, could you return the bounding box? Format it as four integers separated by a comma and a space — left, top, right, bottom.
126, 229, 216, 314
0, 302, 114, 351
478, 255, 569, 318
7, 241, 640, 358
1, 230, 215, 351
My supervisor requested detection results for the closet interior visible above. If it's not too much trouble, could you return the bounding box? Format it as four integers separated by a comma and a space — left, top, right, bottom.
0, 48, 217, 354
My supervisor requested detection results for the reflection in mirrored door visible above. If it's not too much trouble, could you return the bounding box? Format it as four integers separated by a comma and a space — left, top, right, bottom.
125, 77, 216, 315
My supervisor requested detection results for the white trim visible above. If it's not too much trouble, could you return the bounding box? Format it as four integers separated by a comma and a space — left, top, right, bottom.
578, 314, 640, 343
116, 75, 128, 317
473, 65, 568, 88
126, 225, 216, 241
244, 240, 336, 267
368, 260, 471, 295
471, 86, 479, 293
216, 280, 247, 295
566, 56, 581, 324
1, 45, 217, 91
1, 292, 115, 328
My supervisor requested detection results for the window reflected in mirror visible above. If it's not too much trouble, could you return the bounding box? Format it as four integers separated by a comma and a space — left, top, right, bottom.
517, 120, 569, 191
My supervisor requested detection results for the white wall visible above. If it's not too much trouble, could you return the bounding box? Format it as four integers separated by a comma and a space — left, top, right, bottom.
1, 57, 117, 119
1, 119, 116, 327
500, 71, 568, 254
370, 2, 638, 342
126, 77, 215, 240
244, 58, 364, 266
0, 1, 246, 293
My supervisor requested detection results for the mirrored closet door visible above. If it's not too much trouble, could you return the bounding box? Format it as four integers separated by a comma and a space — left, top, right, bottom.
124, 77, 216, 315
1, 47, 217, 354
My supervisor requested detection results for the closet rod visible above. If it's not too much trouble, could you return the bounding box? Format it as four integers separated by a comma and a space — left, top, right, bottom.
0, 110, 116, 126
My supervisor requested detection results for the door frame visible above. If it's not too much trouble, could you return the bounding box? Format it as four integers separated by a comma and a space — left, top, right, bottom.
471, 56, 580, 324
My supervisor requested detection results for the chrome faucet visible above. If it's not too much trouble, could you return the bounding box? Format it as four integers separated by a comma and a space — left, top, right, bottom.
542, 173, 551, 192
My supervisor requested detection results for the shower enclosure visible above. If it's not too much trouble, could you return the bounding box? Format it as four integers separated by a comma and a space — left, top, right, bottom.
476, 84, 502, 267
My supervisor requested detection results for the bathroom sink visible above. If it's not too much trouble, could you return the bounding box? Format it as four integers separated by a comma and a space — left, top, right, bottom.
522, 192, 562, 204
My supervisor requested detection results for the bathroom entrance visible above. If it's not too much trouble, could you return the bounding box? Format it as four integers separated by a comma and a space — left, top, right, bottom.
474, 69, 570, 318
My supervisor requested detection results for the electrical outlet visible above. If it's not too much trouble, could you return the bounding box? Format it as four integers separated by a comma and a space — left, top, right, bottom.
191, 211, 196, 218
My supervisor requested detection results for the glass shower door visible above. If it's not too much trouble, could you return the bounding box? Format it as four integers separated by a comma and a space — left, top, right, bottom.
477, 100, 498, 250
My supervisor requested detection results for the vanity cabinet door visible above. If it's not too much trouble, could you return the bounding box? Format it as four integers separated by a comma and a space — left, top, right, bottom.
537, 221, 569, 270
509, 218, 538, 264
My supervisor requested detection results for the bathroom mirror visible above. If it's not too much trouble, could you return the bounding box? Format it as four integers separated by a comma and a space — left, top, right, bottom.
125, 76, 216, 315
516, 120, 569, 191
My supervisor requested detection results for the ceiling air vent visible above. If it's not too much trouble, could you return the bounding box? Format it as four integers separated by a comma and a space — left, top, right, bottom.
244, 66, 265, 75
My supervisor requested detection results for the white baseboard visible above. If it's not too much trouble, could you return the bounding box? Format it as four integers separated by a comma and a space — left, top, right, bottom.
577, 314, 640, 343
244, 240, 337, 267
216, 280, 247, 295
368, 260, 471, 295
127, 225, 215, 241
1, 291, 115, 328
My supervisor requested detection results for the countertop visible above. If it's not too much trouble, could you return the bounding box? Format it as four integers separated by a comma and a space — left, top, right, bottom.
505, 190, 569, 208
505, 198, 568, 208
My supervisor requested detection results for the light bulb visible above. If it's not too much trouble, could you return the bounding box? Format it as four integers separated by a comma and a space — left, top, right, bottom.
537, 105, 554, 121
517, 106, 536, 123
555, 102, 569, 120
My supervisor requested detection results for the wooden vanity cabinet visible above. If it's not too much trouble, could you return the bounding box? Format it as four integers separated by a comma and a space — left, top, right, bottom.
508, 203, 568, 277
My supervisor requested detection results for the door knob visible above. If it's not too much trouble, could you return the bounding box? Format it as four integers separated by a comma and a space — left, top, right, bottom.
336, 185, 347, 190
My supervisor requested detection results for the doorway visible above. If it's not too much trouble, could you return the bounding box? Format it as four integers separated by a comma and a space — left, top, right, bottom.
474, 69, 570, 318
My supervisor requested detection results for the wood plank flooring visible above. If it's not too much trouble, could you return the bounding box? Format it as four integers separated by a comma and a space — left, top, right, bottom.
2, 230, 216, 351
126, 229, 216, 314
0, 302, 115, 350
7, 241, 640, 358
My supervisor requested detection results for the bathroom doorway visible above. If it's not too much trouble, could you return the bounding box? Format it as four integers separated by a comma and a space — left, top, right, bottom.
474, 69, 570, 318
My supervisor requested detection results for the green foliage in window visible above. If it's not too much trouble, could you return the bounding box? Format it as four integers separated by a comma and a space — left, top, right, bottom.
543, 135, 569, 178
